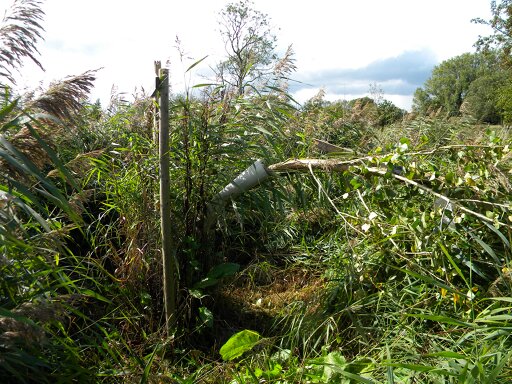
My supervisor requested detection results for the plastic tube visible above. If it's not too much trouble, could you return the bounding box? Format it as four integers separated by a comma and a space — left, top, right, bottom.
216, 159, 270, 201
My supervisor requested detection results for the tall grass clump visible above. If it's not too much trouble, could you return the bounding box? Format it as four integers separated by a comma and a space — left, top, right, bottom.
0, 1, 159, 381
0, 92, 109, 383
150, 56, 301, 339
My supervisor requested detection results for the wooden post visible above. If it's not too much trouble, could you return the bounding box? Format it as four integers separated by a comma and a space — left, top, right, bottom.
158, 67, 177, 334
153, 61, 161, 145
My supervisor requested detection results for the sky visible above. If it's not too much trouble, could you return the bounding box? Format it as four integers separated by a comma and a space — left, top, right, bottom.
7, 0, 494, 111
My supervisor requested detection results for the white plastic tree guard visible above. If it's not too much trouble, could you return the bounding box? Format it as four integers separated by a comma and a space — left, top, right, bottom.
216, 159, 271, 201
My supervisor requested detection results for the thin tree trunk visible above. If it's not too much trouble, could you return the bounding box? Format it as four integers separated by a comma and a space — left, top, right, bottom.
158, 68, 177, 335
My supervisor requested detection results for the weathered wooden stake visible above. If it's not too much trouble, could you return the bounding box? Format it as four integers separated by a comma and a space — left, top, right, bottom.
153, 61, 161, 145
158, 67, 177, 334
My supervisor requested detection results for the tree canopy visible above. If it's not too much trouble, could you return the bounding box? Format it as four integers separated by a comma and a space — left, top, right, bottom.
412, 51, 504, 122
473, 0, 512, 67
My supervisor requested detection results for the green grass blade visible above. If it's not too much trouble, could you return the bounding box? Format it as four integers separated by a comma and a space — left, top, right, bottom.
140, 343, 160, 384
24, 121, 80, 190
439, 242, 469, 287
392, 266, 464, 296
469, 232, 500, 265
186, 55, 208, 72
406, 313, 474, 327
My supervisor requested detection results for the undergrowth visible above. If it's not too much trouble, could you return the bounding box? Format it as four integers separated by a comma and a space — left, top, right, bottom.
1, 16, 512, 382
2, 81, 512, 382
2, 1, 512, 383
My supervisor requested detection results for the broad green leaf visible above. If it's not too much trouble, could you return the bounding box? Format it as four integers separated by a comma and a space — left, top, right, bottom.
193, 263, 240, 289
206, 262, 240, 279
219, 329, 261, 361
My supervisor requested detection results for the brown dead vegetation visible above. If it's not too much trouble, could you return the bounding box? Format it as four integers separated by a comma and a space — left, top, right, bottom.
212, 257, 325, 341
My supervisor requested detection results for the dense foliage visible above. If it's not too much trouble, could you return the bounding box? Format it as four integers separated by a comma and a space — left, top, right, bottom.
1, 1, 512, 383
413, 0, 512, 125
412, 51, 508, 122
473, 0, 512, 67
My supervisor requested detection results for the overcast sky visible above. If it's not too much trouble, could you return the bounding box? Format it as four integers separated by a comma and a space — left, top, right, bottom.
8, 0, 493, 110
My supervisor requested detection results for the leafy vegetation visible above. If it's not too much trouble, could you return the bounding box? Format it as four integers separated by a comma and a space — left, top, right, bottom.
1, 0, 512, 383
412, 51, 506, 122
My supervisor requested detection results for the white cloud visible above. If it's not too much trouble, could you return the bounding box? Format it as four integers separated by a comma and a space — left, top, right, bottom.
384, 94, 414, 111
9, 0, 494, 108
291, 87, 413, 111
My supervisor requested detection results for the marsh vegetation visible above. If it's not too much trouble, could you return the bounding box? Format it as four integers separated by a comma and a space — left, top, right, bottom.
1, 0, 512, 382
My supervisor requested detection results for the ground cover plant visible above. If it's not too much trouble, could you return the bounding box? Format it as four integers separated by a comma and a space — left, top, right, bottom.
1, 0, 512, 383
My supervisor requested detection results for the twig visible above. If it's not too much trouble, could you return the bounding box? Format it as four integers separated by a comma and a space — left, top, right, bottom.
356, 190, 371, 213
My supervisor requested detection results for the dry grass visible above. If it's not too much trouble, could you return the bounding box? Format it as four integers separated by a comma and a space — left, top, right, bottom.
0, 0, 44, 84
214, 259, 325, 334
0, 298, 68, 349
26, 70, 98, 122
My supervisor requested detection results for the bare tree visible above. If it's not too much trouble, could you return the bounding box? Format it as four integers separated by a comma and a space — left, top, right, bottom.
216, 0, 278, 95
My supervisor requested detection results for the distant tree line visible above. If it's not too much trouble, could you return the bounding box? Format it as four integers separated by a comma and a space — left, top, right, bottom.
413, 0, 512, 124
412, 51, 508, 123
